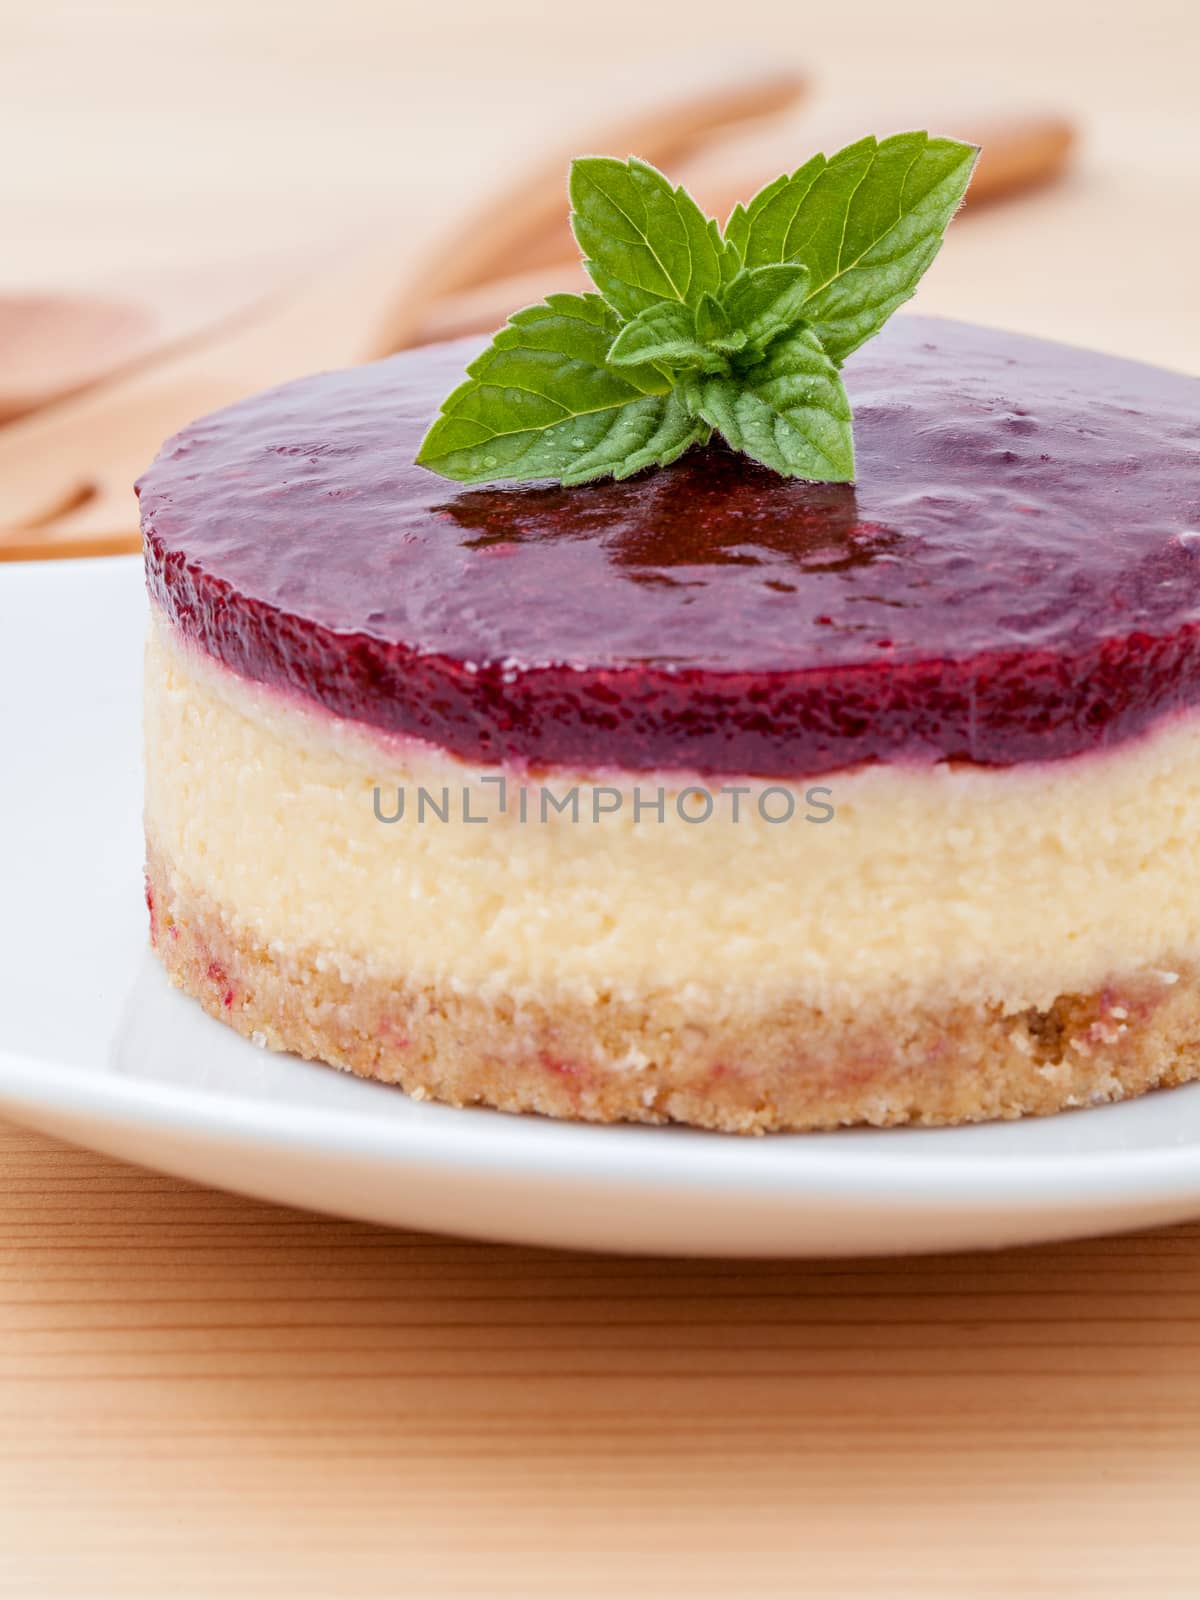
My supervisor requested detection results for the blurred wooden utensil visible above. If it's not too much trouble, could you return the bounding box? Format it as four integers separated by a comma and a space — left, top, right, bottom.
0, 240, 442, 560
0, 59, 807, 560
0, 295, 149, 425
411, 105, 1076, 346
0, 60, 804, 447
0, 262, 287, 427
677, 105, 1076, 219
369, 59, 807, 353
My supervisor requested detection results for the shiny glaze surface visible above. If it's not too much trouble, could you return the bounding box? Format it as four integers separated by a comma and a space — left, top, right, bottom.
139, 318, 1200, 776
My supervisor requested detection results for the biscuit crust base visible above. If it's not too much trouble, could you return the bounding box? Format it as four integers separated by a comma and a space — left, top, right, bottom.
146, 844, 1200, 1135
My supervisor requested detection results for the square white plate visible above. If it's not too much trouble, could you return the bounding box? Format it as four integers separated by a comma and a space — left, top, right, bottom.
4, 556, 1200, 1255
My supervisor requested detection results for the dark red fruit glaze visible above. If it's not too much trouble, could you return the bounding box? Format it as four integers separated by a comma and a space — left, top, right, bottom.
138, 317, 1200, 778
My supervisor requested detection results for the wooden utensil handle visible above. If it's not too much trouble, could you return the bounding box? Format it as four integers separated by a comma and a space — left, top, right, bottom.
675, 109, 1076, 221
367, 61, 807, 357
413, 107, 1077, 340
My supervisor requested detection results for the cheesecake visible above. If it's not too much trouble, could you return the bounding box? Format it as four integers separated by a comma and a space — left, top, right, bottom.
138, 316, 1200, 1132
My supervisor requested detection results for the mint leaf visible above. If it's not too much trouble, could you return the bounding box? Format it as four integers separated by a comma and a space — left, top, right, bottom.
416, 292, 708, 485
569, 156, 734, 320
420, 134, 977, 488
719, 264, 811, 354
690, 327, 854, 482
694, 293, 732, 345
608, 302, 713, 372
724, 133, 977, 363
724, 153, 824, 264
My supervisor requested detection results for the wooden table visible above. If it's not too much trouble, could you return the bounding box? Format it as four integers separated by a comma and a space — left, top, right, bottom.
5, 1117, 1200, 1596
3, 0, 1200, 1592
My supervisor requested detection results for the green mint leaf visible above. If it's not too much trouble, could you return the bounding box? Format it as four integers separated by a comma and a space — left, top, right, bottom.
724, 153, 824, 265
718, 264, 811, 353
416, 292, 708, 485
420, 133, 977, 489
691, 326, 854, 482
607, 302, 713, 372
694, 292, 731, 344
569, 156, 729, 319
723, 132, 978, 363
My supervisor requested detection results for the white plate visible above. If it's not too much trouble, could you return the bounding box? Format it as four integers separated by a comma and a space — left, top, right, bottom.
5, 557, 1200, 1256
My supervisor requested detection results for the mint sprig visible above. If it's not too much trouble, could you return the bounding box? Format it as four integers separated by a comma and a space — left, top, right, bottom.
417, 132, 977, 487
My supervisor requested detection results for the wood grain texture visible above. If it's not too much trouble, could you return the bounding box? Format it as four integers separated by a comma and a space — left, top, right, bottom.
3, 1118, 1200, 1598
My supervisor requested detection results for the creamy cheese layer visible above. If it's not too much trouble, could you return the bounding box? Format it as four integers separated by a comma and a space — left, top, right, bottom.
144, 614, 1200, 1012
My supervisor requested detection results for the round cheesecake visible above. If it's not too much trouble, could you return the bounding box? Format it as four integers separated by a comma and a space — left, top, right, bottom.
138, 316, 1200, 1132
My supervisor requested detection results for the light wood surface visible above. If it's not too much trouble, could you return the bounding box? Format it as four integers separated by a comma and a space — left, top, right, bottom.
4, 1117, 1200, 1597
3, 0, 1200, 1592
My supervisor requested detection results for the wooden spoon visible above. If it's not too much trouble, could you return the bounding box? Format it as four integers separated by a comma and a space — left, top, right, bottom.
411, 105, 1077, 344
0, 295, 151, 425
0, 61, 807, 559
0, 260, 293, 426
0, 230, 454, 561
